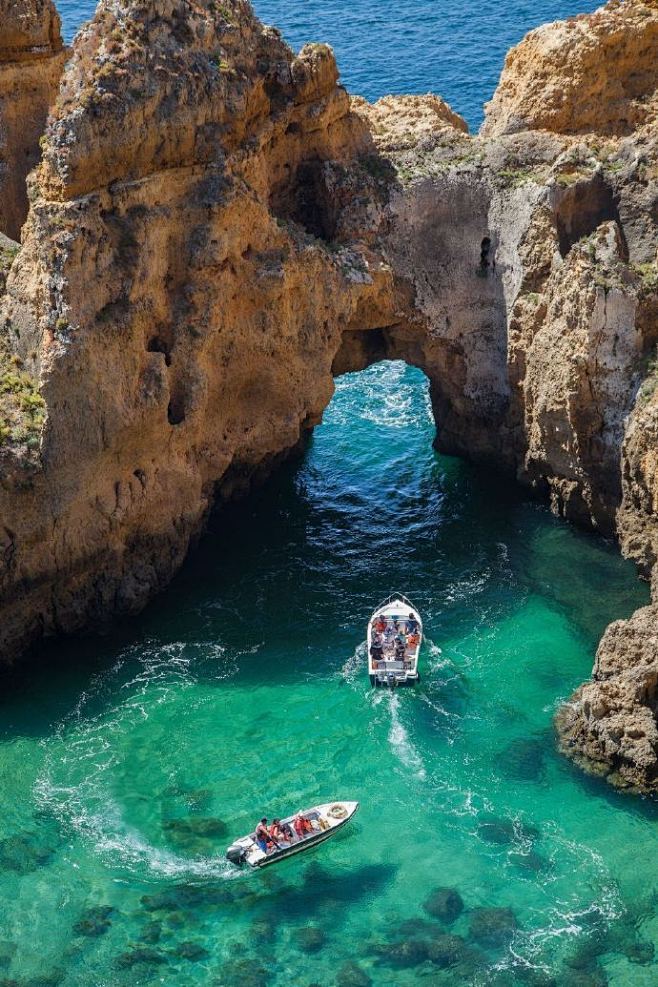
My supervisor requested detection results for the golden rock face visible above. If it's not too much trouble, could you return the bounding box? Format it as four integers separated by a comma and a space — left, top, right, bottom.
481, 0, 658, 138
0, 0, 66, 240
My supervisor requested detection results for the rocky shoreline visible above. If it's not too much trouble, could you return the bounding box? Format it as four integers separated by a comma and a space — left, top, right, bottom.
0, 0, 657, 792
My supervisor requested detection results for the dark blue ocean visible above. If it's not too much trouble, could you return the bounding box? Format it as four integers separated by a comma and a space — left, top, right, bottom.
58, 0, 602, 129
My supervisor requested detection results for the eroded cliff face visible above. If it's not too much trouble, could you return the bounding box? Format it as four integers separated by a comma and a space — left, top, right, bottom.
482, 0, 658, 138
0, 0, 657, 794
0, 0, 68, 240
0, 0, 401, 656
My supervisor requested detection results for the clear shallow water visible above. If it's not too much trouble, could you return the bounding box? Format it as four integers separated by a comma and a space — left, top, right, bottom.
57, 0, 603, 128
0, 363, 654, 986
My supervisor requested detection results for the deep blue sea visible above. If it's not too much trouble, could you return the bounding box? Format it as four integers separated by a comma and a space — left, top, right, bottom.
57, 0, 603, 129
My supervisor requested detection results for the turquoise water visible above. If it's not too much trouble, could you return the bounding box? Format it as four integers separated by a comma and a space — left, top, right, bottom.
56, 0, 602, 129
0, 363, 654, 985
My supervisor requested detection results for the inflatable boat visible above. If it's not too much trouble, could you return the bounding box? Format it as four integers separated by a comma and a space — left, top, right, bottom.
225, 801, 359, 869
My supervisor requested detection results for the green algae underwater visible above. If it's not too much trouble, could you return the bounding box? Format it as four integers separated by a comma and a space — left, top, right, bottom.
0, 362, 655, 986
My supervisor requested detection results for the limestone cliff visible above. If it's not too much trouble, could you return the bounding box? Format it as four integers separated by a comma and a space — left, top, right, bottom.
0, 0, 657, 796
482, 0, 658, 138
0, 0, 68, 240
0, 0, 398, 657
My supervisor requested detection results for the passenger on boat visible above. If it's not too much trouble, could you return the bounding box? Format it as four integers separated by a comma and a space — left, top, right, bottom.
370, 631, 384, 663
407, 630, 420, 650
294, 813, 313, 838
383, 621, 396, 643
394, 634, 407, 659
256, 818, 278, 853
270, 819, 292, 845
406, 613, 419, 634
374, 615, 387, 634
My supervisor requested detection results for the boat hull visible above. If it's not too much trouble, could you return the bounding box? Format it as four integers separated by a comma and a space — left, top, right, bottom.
247, 814, 351, 867
226, 801, 359, 869
367, 593, 422, 687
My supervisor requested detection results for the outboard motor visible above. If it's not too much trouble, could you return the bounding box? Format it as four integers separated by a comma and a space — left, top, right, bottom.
226, 845, 246, 866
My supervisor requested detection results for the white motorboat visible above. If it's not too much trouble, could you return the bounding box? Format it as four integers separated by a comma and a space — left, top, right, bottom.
368, 593, 422, 686
225, 800, 359, 869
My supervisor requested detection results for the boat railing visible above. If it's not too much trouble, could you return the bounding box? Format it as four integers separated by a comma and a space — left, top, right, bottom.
375, 592, 419, 612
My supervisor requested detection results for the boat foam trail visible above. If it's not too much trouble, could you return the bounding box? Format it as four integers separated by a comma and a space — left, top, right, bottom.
386, 692, 426, 779
340, 641, 367, 682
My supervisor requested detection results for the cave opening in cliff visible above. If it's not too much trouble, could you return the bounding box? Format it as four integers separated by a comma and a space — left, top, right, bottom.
555, 173, 624, 259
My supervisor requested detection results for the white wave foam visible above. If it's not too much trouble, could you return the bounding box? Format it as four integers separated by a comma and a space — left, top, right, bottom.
386, 693, 426, 780
340, 641, 367, 682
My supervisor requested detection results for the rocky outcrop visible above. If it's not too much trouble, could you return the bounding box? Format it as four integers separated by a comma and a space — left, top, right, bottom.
482, 0, 658, 138
0, 0, 400, 657
556, 600, 658, 792
0, 0, 657, 798
0, 0, 68, 240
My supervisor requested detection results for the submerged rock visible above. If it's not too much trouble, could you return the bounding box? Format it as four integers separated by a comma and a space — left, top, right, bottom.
560, 967, 608, 987
469, 907, 519, 947
115, 945, 168, 968
250, 919, 276, 944
20, 973, 65, 987
162, 817, 227, 854
73, 905, 114, 937
138, 920, 162, 945
397, 918, 441, 937
373, 939, 429, 968
564, 939, 605, 972
164, 911, 187, 929
172, 940, 209, 961
0, 832, 55, 875
294, 926, 325, 954
497, 738, 546, 782
336, 960, 372, 987
141, 882, 233, 913
620, 938, 654, 965
509, 849, 549, 874
426, 933, 468, 967
213, 957, 270, 987
0, 943, 16, 971
423, 887, 464, 923
477, 817, 539, 846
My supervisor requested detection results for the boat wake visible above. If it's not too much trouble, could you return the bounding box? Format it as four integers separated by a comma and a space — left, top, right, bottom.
34, 640, 240, 882
383, 692, 427, 780
340, 641, 367, 683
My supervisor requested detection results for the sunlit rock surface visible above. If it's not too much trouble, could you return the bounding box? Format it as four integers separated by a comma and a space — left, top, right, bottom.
0, 0, 68, 240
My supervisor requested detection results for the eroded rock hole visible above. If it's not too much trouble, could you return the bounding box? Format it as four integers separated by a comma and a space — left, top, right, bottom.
480, 236, 492, 270
167, 392, 186, 426
332, 328, 390, 376
270, 159, 334, 240
147, 336, 172, 367
556, 174, 624, 258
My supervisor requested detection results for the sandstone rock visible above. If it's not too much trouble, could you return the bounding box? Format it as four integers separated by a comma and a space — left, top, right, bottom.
482, 0, 658, 137
0, 0, 68, 240
469, 907, 519, 948
423, 887, 464, 923
556, 603, 658, 792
